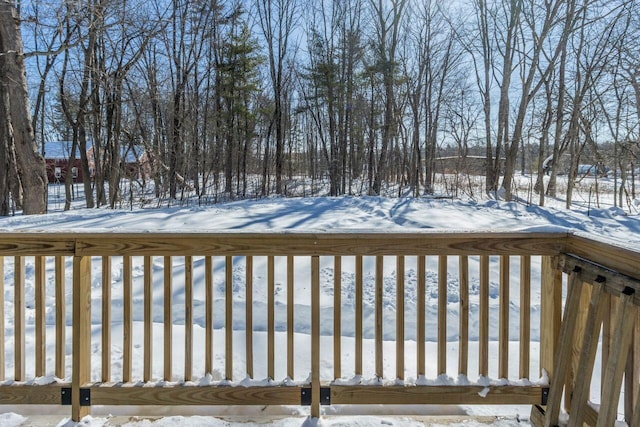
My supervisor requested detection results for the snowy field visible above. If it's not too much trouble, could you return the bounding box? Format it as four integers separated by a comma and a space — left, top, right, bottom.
1, 179, 639, 426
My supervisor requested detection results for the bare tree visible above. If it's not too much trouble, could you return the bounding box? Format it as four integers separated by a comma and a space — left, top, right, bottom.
0, 0, 48, 215
368, 0, 406, 195
255, 0, 298, 195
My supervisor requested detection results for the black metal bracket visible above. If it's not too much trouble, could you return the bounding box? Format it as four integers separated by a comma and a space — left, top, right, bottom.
80, 388, 91, 406
541, 387, 549, 406
301, 387, 331, 406
61, 387, 72, 405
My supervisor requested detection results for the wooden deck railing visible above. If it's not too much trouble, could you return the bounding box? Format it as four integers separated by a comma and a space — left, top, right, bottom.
0, 231, 638, 424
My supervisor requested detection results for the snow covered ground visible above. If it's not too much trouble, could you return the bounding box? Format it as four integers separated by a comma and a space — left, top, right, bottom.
1, 189, 639, 426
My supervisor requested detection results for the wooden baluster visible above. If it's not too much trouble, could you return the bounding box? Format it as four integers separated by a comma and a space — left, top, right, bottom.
438, 255, 447, 376
544, 267, 584, 427
185, 256, 193, 381
0, 256, 4, 381
333, 256, 342, 380
14, 256, 24, 381
499, 255, 510, 379
311, 256, 320, 418
72, 255, 91, 421
540, 256, 562, 380
205, 256, 213, 375
101, 257, 111, 382
519, 255, 531, 380
246, 256, 253, 379
479, 255, 489, 377
625, 309, 640, 424
375, 256, 383, 379
56, 256, 66, 380
356, 255, 363, 377
287, 256, 294, 380
268, 256, 275, 380
123, 256, 132, 382
567, 281, 606, 427
396, 256, 405, 381
143, 256, 153, 382
566, 274, 592, 412
632, 377, 640, 427
417, 256, 426, 378
597, 293, 637, 427
459, 255, 469, 377
163, 256, 172, 381
35, 256, 46, 377
225, 255, 233, 381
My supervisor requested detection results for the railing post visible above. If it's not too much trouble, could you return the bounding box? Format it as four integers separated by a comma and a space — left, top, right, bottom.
540, 256, 562, 380
72, 255, 91, 421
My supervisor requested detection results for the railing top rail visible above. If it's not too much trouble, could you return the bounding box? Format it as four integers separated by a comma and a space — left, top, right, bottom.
0, 230, 570, 256
566, 232, 640, 281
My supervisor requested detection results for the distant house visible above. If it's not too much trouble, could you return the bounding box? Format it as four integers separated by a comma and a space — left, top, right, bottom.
43, 141, 91, 184
44, 141, 148, 183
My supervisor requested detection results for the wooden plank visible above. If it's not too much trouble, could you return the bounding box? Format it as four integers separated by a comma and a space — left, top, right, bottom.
35, 256, 46, 377
375, 256, 383, 379
245, 256, 253, 379
540, 256, 562, 380
205, 256, 213, 375
438, 255, 447, 376
268, 256, 275, 380
72, 255, 91, 421
567, 234, 640, 281
331, 385, 547, 405
459, 255, 469, 376
163, 256, 172, 381
529, 405, 545, 427
123, 256, 132, 383
396, 256, 405, 381
0, 236, 74, 256
144, 256, 153, 382
544, 268, 584, 427
72, 232, 567, 257
55, 256, 66, 379
225, 255, 233, 381
602, 295, 615, 397
185, 256, 193, 382
479, 255, 489, 377
597, 293, 637, 427
566, 276, 591, 412
356, 255, 363, 376
101, 256, 111, 382
633, 379, 640, 427
584, 404, 598, 427
519, 255, 530, 380
499, 255, 509, 379
311, 256, 321, 418
87, 383, 302, 406
567, 282, 606, 427
417, 256, 426, 377
14, 256, 25, 381
0, 256, 3, 381
625, 310, 640, 424
334, 256, 342, 380
0, 384, 68, 405
287, 256, 294, 380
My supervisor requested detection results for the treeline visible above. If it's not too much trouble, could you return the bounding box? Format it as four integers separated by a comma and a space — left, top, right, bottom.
19, 0, 640, 209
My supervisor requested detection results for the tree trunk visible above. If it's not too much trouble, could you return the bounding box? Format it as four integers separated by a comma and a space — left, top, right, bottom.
0, 1, 48, 215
